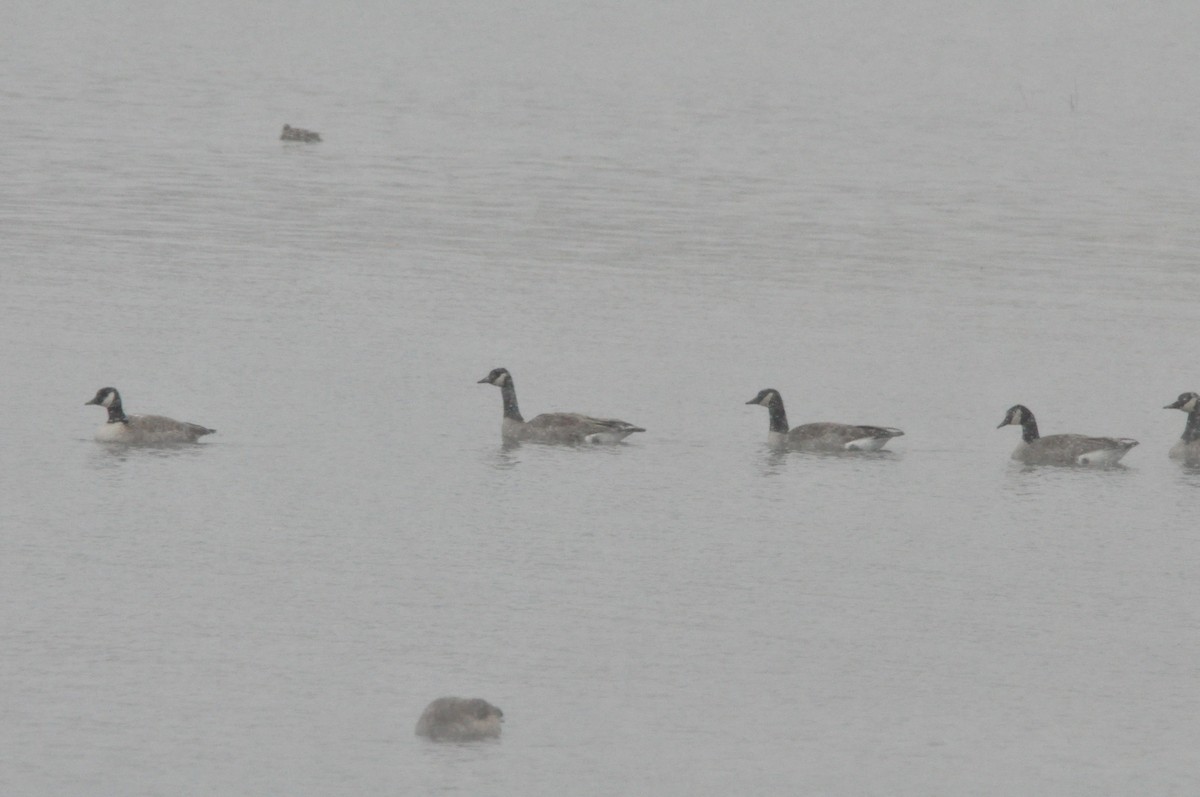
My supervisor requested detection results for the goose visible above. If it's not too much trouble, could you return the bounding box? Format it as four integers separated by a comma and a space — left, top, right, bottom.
415, 697, 503, 742
745, 388, 904, 452
280, 124, 321, 143
477, 368, 644, 444
1164, 392, 1200, 464
84, 387, 215, 444
996, 404, 1136, 466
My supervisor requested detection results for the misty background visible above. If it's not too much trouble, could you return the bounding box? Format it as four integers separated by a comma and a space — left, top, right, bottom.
3, 1, 1199, 794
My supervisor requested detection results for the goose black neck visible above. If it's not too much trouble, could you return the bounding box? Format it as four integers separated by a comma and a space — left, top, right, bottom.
1020, 417, 1040, 443
106, 403, 129, 425
1183, 410, 1200, 443
767, 398, 789, 434
499, 382, 523, 422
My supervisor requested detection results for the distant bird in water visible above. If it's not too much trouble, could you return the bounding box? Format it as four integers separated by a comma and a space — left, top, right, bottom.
85, 387, 215, 445
477, 367, 645, 444
1164, 392, 1200, 464
996, 404, 1137, 466
745, 388, 904, 452
280, 124, 321, 143
415, 697, 503, 742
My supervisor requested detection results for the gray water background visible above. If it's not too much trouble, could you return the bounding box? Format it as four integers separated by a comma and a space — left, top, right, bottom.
3, 1, 1199, 794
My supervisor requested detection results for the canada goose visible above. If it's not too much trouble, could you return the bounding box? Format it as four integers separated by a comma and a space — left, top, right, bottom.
477, 368, 644, 444
84, 387, 215, 444
280, 124, 321, 143
1164, 392, 1200, 464
745, 388, 904, 452
415, 697, 503, 742
996, 404, 1136, 466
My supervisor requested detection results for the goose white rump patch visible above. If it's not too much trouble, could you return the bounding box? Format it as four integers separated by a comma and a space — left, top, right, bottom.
1076, 445, 1135, 467
844, 436, 890, 451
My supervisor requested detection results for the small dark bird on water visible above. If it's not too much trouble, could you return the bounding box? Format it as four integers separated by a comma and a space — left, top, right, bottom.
280, 124, 321, 143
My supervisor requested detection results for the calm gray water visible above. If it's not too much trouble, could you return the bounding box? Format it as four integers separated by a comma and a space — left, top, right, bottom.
3, 1, 1200, 794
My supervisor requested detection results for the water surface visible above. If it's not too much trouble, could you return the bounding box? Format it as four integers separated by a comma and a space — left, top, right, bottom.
3, 1, 1200, 794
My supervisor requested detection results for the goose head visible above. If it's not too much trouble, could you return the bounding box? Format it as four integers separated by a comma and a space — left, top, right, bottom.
746, 388, 782, 408
85, 387, 121, 408
1164, 392, 1200, 413
477, 368, 512, 387
997, 404, 1031, 428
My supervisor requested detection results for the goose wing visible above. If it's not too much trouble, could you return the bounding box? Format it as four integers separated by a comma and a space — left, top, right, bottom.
525, 412, 644, 442
1031, 433, 1136, 464
131, 414, 216, 441
787, 422, 903, 450
848, 424, 905, 440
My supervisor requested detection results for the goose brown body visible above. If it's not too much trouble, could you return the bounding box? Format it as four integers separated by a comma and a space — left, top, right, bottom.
85, 387, 215, 444
997, 405, 1136, 466
745, 388, 903, 452
478, 368, 644, 444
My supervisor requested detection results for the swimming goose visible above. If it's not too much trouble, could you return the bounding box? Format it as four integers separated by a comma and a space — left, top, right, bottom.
745, 388, 904, 452
416, 697, 503, 742
85, 387, 215, 444
280, 124, 321, 142
1164, 392, 1200, 464
996, 404, 1136, 466
477, 368, 645, 444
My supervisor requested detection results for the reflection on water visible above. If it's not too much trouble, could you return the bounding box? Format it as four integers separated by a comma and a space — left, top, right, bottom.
754, 447, 789, 477
752, 446, 902, 478
1173, 462, 1200, 486
489, 442, 522, 470
85, 441, 211, 467
1002, 460, 1139, 502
